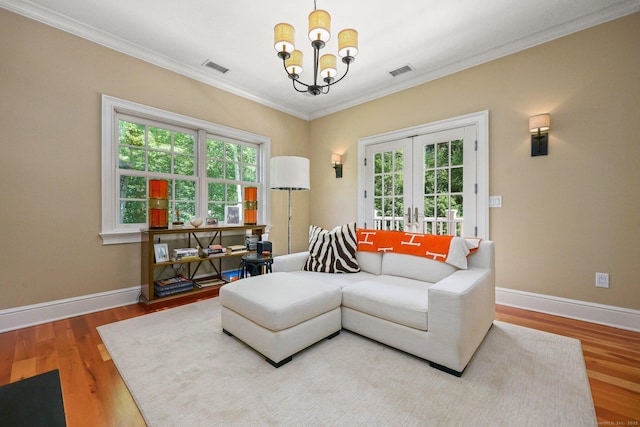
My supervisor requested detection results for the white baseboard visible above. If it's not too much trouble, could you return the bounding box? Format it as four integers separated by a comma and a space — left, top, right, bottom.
2, 285, 637, 334
496, 287, 640, 332
0, 286, 142, 333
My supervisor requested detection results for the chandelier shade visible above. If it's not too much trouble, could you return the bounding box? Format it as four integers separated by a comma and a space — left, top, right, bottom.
274, 1, 358, 96
320, 54, 337, 79
308, 9, 331, 43
285, 50, 304, 76
274, 23, 295, 55
338, 29, 359, 58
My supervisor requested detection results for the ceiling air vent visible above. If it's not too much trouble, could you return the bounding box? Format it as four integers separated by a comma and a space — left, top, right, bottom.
389, 64, 414, 77
202, 59, 229, 74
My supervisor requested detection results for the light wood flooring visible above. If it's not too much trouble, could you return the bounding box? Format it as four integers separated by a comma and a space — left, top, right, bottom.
1, 298, 638, 426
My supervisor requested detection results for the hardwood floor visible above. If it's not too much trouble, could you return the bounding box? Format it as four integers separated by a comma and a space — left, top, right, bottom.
1, 298, 638, 426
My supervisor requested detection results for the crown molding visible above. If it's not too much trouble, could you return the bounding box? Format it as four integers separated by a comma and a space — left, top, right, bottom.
3, 0, 639, 122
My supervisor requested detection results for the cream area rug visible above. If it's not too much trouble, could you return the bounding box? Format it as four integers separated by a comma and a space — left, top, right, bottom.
97, 298, 597, 426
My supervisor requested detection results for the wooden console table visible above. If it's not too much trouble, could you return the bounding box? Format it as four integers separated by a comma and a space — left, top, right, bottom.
140, 225, 265, 304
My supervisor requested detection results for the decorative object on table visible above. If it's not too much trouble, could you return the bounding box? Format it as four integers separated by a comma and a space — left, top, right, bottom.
172, 208, 184, 228
154, 275, 193, 297
206, 217, 218, 226
257, 240, 272, 255
203, 244, 225, 257
190, 217, 203, 227
154, 243, 170, 263
270, 156, 310, 254
245, 235, 259, 251
274, 0, 358, 96
221, 269, 242, 282
148, 179, 169, 229
171, 248, 199, 261
225, 206, 240, 225
243, 186, 258, 225
226, 244, 247, 254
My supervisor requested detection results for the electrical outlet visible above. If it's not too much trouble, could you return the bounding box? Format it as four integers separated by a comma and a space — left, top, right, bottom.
595, 272, 609, 288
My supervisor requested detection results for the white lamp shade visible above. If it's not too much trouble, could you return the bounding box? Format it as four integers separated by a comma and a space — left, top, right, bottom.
270, 156, 310, 190
529, 113, 551, 133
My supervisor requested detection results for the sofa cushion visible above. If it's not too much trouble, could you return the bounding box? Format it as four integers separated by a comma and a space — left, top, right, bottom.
304, 223, 360, 273
381, 252, 458, 283
287, 270, 376, 289
341, 275, 432, 331
220, 272, 342, 331
355, 251, 382, 275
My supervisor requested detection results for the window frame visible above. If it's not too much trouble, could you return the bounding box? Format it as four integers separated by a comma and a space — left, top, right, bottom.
101, 95, 270, 245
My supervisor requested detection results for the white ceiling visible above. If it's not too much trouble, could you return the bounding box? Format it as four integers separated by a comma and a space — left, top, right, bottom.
3, 0, 640, 120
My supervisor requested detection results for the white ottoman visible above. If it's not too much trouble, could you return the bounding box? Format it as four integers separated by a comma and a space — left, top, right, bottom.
220, 272, 342, 367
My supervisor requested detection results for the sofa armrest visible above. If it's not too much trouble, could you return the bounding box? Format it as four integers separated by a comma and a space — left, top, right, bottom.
273, 251, 309, 272
426, 267, 495, 371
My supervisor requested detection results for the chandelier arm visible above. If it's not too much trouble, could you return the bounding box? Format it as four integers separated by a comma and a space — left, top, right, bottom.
292, 79, 311, 92
313, 46, 320, 87
326, 60, 351, 87
281, 57, 313, 89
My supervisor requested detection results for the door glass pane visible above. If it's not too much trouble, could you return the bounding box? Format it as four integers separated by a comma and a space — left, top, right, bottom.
422, 138, 464, 236
372, 147, 404, 230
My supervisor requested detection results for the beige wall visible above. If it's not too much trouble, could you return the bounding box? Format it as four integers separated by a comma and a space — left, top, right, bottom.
309, 12, 640, 310
0, 9, 309, 309
1, 8, 638, 312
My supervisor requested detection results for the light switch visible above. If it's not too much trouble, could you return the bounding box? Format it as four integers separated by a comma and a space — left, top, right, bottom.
489, 196, 502, 208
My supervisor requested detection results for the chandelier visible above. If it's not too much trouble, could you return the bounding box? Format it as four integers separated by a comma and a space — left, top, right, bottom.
274, 1, 358, 96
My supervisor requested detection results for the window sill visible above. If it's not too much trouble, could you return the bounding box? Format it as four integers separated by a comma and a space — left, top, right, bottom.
100, 230, 142, 245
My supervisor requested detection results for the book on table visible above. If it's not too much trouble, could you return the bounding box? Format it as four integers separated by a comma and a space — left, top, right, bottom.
154, 275, 193, 296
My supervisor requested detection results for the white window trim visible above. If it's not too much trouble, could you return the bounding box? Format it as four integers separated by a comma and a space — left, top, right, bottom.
357, 110, 490, 239
100, 94, 271, 245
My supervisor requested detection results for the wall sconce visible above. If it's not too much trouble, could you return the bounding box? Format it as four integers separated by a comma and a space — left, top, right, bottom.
331, 153, 343, 178
529, 113, 551, 156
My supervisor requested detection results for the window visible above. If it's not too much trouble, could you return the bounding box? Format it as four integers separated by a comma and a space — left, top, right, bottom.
101, 95, 270, 244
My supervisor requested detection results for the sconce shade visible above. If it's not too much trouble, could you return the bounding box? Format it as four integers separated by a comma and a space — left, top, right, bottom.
308, 9, 331, 42
529, 113, 551, 133
270, 156, 310, 190
274, 23, 295, 54
331, 153, 342, 164
338, 29, 359, 58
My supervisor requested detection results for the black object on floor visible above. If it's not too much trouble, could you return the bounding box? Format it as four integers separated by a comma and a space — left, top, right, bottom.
0, 369, 67, 427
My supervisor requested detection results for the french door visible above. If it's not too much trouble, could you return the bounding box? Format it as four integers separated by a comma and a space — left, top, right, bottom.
359, 112, 489, 238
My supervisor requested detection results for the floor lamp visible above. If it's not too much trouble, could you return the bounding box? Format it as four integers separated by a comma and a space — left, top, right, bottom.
270, 156, 310, 254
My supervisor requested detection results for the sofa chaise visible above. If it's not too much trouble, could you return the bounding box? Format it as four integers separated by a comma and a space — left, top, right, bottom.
221, 226, 495, 376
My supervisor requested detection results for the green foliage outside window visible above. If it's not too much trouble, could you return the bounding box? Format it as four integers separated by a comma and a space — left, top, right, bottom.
118, 119, 197, 225
205, 138, 258, 222
372, 139, 464, 232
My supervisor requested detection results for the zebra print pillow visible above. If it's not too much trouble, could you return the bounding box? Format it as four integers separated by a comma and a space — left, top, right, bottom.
304, 223, 360, 273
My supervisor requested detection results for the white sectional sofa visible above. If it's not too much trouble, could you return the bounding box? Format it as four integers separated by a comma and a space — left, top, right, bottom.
272, 240, 495, 376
